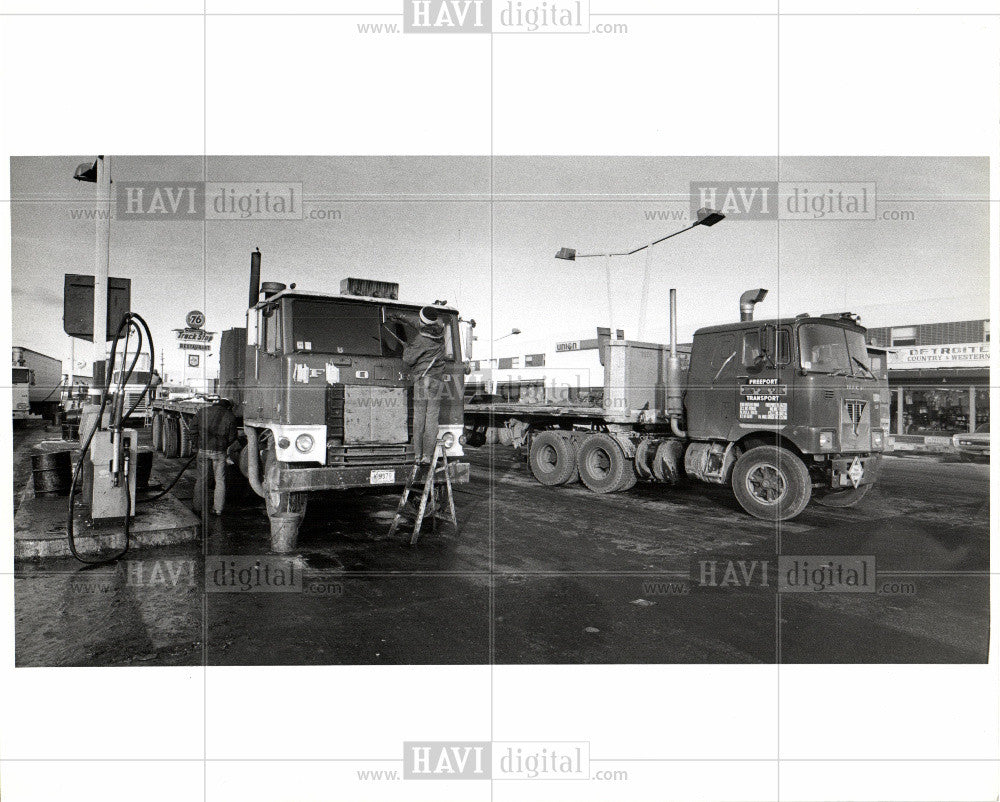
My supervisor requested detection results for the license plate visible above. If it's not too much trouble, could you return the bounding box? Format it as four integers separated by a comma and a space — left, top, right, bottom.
369, 469, 395, 485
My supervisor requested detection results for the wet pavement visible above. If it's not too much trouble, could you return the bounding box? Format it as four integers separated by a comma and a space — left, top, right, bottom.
12, 422, 990, 666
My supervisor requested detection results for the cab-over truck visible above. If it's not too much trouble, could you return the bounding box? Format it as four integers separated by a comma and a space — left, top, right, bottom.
465, 288, 887, 521
152, 250, 469, 550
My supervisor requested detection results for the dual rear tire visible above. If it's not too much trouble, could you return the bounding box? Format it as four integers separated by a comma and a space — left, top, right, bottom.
528, 431, 578, 486
528, 431, 636, 493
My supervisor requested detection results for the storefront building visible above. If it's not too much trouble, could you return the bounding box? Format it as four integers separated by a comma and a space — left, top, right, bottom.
866, 319, 989, 437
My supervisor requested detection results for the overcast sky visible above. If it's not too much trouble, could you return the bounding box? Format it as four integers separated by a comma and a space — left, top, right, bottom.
10, 155, 990, 381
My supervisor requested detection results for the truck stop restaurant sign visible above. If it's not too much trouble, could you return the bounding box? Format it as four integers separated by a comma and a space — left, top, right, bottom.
887, 342, 988, 370
175, 328, 215, 351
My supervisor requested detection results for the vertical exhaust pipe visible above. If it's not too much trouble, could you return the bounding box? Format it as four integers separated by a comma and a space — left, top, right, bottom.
739, 288, 768, 322
669, 288, 678, 359
666, 288, 684, 432
248, 248, 262, 309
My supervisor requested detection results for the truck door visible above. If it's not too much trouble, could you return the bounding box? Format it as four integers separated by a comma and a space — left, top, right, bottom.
736, 325, 790, 435
249, 302, 283, 420
685, 331, 738, 440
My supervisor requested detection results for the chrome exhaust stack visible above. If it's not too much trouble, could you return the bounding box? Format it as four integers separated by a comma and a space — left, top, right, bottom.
666, 288, 684, 428
740, 288, 768, 321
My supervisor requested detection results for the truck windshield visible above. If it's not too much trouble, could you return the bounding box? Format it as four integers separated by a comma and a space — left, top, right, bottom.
290, 299, 384, 356
112, 370, 151, 385
799, 324, 873, 377
288, 298, 460, 359
12, 367, 30, 384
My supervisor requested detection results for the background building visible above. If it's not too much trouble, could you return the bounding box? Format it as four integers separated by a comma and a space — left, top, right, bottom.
866, 319, 989, 437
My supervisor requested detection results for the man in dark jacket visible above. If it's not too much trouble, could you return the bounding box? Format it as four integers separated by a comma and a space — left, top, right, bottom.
189, 398, 239, 515
394, 307, 447, 465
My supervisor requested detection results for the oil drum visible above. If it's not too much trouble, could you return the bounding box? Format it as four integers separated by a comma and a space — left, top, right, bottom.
136, 448, 154, 490
31, 450, 72, 496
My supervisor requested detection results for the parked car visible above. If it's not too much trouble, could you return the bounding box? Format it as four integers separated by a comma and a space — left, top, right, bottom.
953, 423, 989, 462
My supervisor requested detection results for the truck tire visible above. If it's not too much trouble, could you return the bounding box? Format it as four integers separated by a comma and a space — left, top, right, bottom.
163, 416, 180, 458
262, 443, 308, 518
731, 445, 811, 521
151, 412, 163, 452
528, 431, 578, 486
578, 433, 636, 494
178, 419, 193, 458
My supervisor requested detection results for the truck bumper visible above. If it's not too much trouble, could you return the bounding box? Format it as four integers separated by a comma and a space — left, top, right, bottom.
829, 453, 882, 489
275, 461, 470, 492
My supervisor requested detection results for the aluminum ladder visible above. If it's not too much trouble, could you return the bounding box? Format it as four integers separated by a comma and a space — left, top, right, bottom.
387, 441, 457, 545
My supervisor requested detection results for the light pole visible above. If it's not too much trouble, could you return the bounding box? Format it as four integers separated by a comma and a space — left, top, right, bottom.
555, 207, 726, 339
73, 155, 111, 405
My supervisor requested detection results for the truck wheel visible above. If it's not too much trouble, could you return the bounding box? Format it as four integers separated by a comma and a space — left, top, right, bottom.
815, 484, 872, 508
528, 431, 578, 486
178, 420, 192, 458
163, 417, 180, 458
238, 445, 250, 478
151, 413, 163, 452
731, 445, 811, 521
262, 444, 308, 518
578, 433, 636, 494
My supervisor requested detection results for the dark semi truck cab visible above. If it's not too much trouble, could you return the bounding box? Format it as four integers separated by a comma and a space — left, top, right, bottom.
209, 260, 469, 550
684, 312, 886, 518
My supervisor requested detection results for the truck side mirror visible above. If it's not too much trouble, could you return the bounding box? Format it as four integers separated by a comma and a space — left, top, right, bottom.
758, 325, 777, 367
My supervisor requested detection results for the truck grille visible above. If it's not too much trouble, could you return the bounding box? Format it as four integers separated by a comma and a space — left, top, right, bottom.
327, 442, 416, 467
325, 385, 346, 440
124, 391, 151, 413
841, 398, 871, 449
844, 399, 867, 434
325, 384, 413, 460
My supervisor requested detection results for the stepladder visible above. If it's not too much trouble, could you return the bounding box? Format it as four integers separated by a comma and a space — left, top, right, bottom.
387, 441, 458, 545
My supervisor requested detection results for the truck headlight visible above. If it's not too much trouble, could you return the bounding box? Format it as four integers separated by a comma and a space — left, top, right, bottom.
441, 431, 456, 449
295, 433, 315, 453
872, 430, 884, 450
819, 430, 835, 450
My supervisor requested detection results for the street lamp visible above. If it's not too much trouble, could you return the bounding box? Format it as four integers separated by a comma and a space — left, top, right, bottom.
494, 328, 521, 342
555, 207, 725, 338
554, 207, 726, 261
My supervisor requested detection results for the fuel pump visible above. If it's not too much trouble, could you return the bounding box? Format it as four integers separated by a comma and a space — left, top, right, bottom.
68, 312, 155, 565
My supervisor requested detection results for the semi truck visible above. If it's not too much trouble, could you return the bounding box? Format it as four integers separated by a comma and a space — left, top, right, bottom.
109, 349, 156, 424
465, 288, 886, 521
152, 250, 470, 550
12, 346, 63, 421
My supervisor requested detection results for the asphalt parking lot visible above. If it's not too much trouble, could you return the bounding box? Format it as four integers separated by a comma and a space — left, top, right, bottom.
13, 423, 990, 666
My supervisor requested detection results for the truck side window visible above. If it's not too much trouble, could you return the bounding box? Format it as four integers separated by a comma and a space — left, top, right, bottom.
775, 328, 791, 364
742, 330, 762, 366
263, 305, 280, 354
443, 317, 456, 361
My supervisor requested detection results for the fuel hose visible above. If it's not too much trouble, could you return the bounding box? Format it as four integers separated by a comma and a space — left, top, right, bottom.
67, 313, 156, 565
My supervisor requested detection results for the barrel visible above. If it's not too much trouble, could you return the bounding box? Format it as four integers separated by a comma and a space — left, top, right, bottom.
31, 450, 72, 497
136, 448, 154, 490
